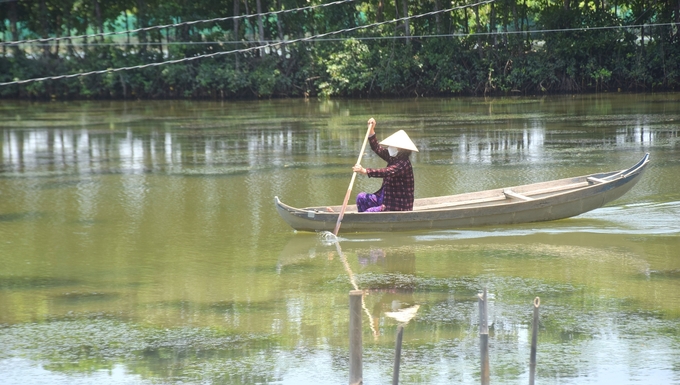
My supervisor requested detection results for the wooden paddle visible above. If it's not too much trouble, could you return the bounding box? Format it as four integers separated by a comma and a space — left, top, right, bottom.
333, 119, 374, 236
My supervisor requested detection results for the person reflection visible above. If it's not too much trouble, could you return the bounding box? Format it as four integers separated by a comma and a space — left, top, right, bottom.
357, 248, 387, 266
357, 248, 418, 330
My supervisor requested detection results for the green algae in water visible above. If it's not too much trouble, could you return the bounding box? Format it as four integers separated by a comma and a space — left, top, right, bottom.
0, 316, 276, 382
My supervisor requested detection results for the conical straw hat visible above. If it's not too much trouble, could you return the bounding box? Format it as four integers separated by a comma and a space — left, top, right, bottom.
379, 130, 419, 152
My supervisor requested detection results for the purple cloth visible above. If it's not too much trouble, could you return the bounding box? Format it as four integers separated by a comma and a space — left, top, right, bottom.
356, 191, 384, 212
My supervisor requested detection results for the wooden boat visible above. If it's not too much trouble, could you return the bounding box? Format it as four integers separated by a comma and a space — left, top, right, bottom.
275, 153, 650, 233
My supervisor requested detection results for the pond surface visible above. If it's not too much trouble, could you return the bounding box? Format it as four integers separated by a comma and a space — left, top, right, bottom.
1, 94, 679, 385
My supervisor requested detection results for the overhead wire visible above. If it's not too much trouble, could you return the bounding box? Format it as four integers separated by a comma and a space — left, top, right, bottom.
2, 0, 673, 87
0, 0, 355, 47
18, 22, 677, 47
0, 0, 496, 87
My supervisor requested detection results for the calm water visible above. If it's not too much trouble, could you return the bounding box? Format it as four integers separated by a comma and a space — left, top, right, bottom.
0, 95, 679, 385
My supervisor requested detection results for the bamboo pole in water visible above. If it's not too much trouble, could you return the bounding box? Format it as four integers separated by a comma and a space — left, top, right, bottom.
349, 290, 363, 385
479, 287, 489, 385
392, 324, 404, 385
529, 297, 540, 385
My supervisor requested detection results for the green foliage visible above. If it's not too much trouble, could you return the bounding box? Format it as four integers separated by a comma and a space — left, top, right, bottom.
496, 51, 559, 93
247, 55, 283, 97
318, 38, 373, 96
372, 42, 423, 95
0, 0, 678, 99
419, 39, 469, 94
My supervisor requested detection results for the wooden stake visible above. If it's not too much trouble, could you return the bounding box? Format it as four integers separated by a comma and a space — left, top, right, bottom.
529, 297, 540, 385
479, 287, 489, 385
349, 290, 363, 385
392, 324, 404, 385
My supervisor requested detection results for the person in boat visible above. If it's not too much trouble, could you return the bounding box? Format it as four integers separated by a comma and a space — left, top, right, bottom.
351, 118, 418, 212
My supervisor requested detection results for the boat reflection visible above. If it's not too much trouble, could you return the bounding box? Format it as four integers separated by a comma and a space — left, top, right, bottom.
276, 233, 425, 274
277, 235, 423, 336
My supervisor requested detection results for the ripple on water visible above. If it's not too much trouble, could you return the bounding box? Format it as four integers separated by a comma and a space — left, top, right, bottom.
578, 200, 680, 235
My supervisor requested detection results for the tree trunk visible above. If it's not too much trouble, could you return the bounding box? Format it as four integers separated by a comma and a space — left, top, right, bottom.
39, 0, 50, 58
93, 0, 104, 42
393, 0, 400, 35
512, 1, 520, 35
256, 0, 265, 45
137, 0, 147, 53
165, 28, 170, 58
234, 0, 241, 70
503, 0, 509, 46
276, 0, 284, 40
640, 0, 646, 48
233, 0, 240, 40
244, 0, 252, 43
491, 2, 496, 47
402, 0, 410, 39
276, 0, 285, 56
674, 0, 680, 42
434, 0, 441, 34
83, 15, 88, 47
464, 7, 469, 34
377, 0, 384, 22
8, 0, 19, 56
523, 0, 529, 46
55, 15, 62, 57
564, 0, 570, 11
475, 5, 482, 57
125, 10, 130, 46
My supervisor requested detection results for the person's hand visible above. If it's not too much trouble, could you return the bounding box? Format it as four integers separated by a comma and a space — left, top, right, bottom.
353, 164, 366, 174
367, 118, 376, 136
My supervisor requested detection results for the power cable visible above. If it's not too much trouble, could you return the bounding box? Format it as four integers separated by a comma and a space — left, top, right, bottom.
0, 0, 497, 86
7, 1, 670, 87
19, 22, 676, 47
0, 0, 355, 47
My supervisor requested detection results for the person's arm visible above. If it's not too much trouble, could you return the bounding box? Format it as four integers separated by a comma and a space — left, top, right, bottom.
354, 118, 388, 174
366, 118, 390, 162
366, 159, 409, 178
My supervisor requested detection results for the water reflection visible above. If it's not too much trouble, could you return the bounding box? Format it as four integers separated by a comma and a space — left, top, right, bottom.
358, 248, 419, 330
455, 126, 545, 164
3, 112, 678, 176
3, 103, 677, 236
1, 96, 680, 385
279, 236, 423, 339
276, 230, 680, 384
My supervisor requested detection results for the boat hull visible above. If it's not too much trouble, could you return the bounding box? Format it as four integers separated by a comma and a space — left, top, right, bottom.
275, 154, 649, 233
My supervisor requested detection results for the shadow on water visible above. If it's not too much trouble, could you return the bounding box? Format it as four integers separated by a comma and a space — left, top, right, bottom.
39, 179, 88, 190
149, 298, 279, 314
0, 212, 46, 223
51, 291, 121, 304
0, 276, 81, 291
646, 269, 680, 280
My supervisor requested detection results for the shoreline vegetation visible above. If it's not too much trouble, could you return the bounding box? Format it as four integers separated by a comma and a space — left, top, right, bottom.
0, 0, 678, 100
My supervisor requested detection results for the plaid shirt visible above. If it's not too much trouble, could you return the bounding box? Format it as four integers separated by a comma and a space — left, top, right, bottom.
365, 135, 415, 211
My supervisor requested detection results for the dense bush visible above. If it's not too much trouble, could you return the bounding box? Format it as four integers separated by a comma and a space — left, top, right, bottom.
1, 0, 678, 99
